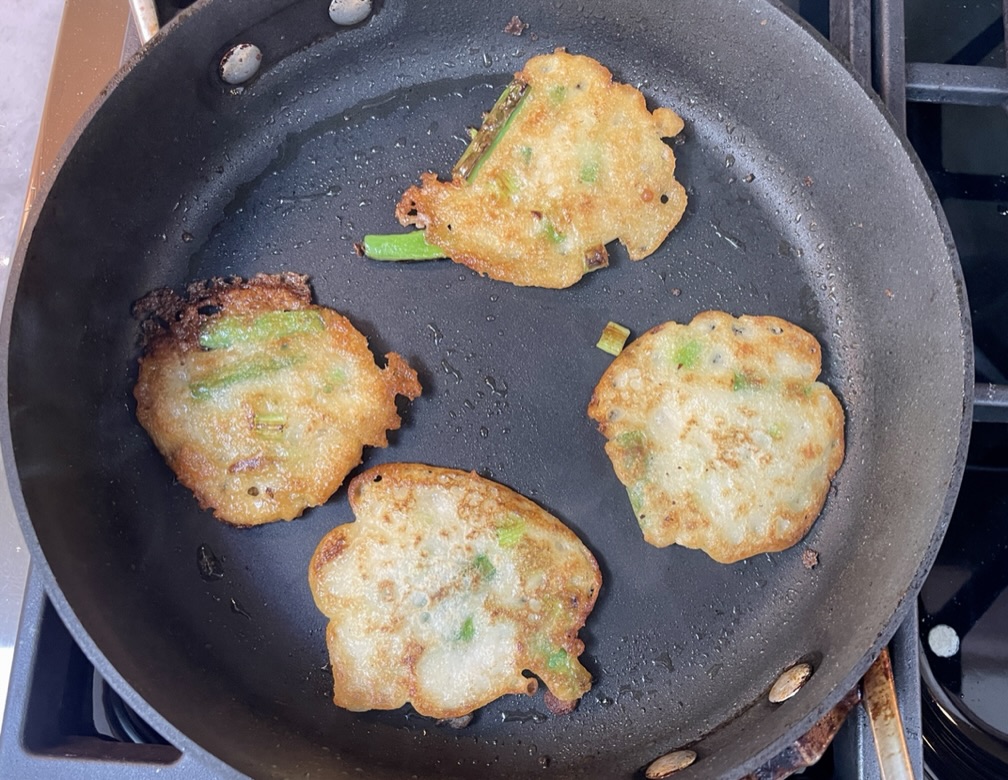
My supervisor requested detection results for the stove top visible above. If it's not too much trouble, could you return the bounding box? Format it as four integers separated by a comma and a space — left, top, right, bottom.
1, 0, 1006, 778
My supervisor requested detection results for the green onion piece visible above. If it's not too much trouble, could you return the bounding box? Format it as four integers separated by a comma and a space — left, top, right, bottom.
733, 371, 759, 391
360, 230, 447, 261
473, 553, 496, 581
596, 321, 631, 356
189, 354, 302, 399
199, 310, 324, 350
253, 411, 286, 430
627, 483, 646, 515
320, 367, 347, 394
579, 160, 599, 183
519, 145, 533, 165
548, 85, 567, 104
453, 79, 529, 182
496, 514, 526, 547
493, 169, 520, 198
583, 245, 608, 272
542, 218, 565, 244
616, 431, 649, 479
459, 616, 475, 642
546, 648, 570, 671
615, 430, 646, 449
673, 339, 702, 369
253, 411, 287, 440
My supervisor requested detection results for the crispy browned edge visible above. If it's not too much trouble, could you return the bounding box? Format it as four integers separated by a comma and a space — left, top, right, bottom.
132, 273, 422, 527
308, 462, 602, 716
132, 272, 314, 353
587, 312, 846, 563
394, 50, 685, 289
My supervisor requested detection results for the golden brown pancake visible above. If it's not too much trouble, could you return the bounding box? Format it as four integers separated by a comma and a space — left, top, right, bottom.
588, 311, 845, 563
396, 50, 687, 288
133, 273, 421, 526
309, 463, 601, 718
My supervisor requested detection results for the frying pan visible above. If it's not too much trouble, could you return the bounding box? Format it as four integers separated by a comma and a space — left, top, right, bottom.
1, 0, 971, 777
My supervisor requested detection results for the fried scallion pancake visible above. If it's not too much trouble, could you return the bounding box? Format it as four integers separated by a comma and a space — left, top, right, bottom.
308, 463, 601, 718
395, 50, 688, 288
588, 312, 845, 563
133, 273, 421, 526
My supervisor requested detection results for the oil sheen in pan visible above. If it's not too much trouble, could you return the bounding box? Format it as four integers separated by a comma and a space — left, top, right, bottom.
179, 59, 848, 765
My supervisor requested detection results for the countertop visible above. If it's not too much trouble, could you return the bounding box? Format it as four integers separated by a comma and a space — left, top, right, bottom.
0, 0, 65, 730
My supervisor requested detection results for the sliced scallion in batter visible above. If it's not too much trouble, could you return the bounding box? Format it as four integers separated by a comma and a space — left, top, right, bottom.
473, 553, 496, 581
732, 371, 758, 391
496, 514, 526, 547
189, 354, 304, 399
672, 339, 701, 369
253, 411, 286, 430
199, 310, 324, 350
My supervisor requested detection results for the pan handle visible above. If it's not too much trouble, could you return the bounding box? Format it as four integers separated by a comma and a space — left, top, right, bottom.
127, 0, 160, 44
861, 647, 915, 780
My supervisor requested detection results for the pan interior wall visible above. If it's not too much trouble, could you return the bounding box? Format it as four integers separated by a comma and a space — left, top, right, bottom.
4, 1, 969, 777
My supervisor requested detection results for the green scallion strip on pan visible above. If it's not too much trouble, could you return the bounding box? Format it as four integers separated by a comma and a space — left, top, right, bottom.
359, 230, 448, 261
360, 81, 530, 263
596, 321, 631, 356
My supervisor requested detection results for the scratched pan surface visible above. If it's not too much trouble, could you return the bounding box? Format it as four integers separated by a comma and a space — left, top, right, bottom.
2, 0, 971, 777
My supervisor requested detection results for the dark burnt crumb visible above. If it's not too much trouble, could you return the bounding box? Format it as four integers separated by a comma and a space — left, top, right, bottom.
802, 548, 819, 569
530, 31, 539, 41
504, 15, 528, 35
543, 690, 577, 715
884, 288, 894, 298
670, 287, 682, 296
353, 241, 365, 256
802, 176, 813, 187
584, 245, 608, 269
743, 173, 755, 183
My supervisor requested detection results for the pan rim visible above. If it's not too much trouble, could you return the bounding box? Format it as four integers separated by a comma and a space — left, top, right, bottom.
0, 0, 973, 776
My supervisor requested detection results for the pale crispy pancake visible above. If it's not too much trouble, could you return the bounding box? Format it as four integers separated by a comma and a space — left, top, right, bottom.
588, 312, 845, 563
133, 273, 421, 526
397, 50, 687, 288
309, 463, 601, 718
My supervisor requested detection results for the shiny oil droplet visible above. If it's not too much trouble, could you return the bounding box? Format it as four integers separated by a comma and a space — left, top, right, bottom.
197, 544, 224, 581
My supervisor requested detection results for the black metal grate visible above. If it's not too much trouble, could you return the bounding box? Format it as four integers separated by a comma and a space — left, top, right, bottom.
832, 0, 1008, 424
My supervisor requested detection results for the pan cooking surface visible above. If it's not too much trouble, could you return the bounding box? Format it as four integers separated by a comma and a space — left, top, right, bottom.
3, 1, 969, 777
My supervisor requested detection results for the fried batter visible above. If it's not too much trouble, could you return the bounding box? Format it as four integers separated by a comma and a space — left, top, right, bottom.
308, 463, 601, 718
133, 273, 421, 526
396, 50, 687, 288
588, 312, 845, 563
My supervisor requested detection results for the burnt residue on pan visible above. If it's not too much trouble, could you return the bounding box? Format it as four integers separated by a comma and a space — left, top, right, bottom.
3, 0, 969, 778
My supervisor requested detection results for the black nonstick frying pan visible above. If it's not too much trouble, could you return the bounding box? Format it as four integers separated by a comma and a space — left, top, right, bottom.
2, 0, 972, 777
